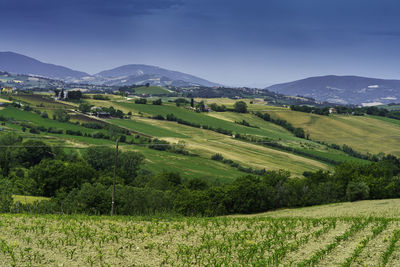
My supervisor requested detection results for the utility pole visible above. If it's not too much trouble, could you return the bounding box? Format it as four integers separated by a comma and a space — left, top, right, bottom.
111, 138, 119, 216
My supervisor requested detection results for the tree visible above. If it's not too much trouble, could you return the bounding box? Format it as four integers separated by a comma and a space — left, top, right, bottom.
66, 90, 82, 100
15, 140, 54, 167
135, 98, 147, 104
0, 134, 23, 177
60, 89, 65, 99
40, 111, 48, 119
78, 103, 92, 113
29, 159, 95, 197
0, 179, 12, 212
196, 101, 206, 112
118, 151, 145, 184
53, 109, 70, 122
152, 99, 162, 105
83, 146, 115, 171
53, 89, 60, 98
346, 181, 370, 202
190, 98, 194, 108
234, 101, 247, 113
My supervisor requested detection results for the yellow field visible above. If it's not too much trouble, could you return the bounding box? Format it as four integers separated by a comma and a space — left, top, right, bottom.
268, 110, 400, 156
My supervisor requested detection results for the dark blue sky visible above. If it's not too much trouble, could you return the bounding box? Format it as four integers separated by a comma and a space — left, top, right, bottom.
1, 0, 400, 87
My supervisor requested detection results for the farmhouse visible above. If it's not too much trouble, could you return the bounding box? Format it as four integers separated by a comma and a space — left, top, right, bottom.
329, 107, 338, 114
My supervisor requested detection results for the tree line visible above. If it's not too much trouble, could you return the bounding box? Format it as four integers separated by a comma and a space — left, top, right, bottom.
1, 133, 400, 216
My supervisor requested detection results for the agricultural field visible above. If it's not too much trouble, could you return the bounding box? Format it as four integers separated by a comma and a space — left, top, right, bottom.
2, 199, 400, 266
267, 110, 400, 156
0, 95, 370, 177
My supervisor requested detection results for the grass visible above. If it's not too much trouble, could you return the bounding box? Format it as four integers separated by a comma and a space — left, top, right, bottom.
12, 195, 49, 204
0, 107, 109, 136
119, 144, 245, 183
2, 200, 400, 266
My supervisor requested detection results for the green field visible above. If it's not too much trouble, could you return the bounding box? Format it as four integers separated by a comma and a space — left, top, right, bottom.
133, 86, 171, 95
0, 107, 109, 136
108, 118, 188, 138
2, 199, 400, 266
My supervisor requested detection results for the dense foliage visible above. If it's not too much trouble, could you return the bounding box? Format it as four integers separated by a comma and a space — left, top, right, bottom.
1, 132, 400, 217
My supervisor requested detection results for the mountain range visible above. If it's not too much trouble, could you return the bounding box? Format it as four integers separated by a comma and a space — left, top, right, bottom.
2, 52, 400, 105
265, 75, 400, 105
0, 52, 219, 87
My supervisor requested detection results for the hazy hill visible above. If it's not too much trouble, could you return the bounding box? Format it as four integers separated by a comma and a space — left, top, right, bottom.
0, 52, 89, 82
0, 52, 220, 87
94, 64, 220, 87
265, 75, 400, 105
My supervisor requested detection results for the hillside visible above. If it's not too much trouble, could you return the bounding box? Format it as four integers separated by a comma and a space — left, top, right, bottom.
266, 109, 400, 156
266, 75, 400, 105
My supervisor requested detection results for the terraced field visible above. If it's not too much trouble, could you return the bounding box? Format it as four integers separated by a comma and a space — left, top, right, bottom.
2, 200, 400, 266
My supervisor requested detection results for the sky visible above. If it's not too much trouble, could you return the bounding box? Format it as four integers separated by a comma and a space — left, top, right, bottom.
1, 0, 400, 87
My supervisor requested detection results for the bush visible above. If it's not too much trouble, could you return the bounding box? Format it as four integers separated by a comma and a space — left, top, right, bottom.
346, 181, 370, 202
211, 153, 224, 161
135, 98, 147, 104
153, 114, 165, 120
152, 99, 162, 105
40, 111, 49, 119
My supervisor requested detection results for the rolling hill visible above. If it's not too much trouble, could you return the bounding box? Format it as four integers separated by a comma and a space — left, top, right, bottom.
265, 75, 400, 105
0, 52, 89, 81
94, 64, 220, 87
0, 51, 220, 87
